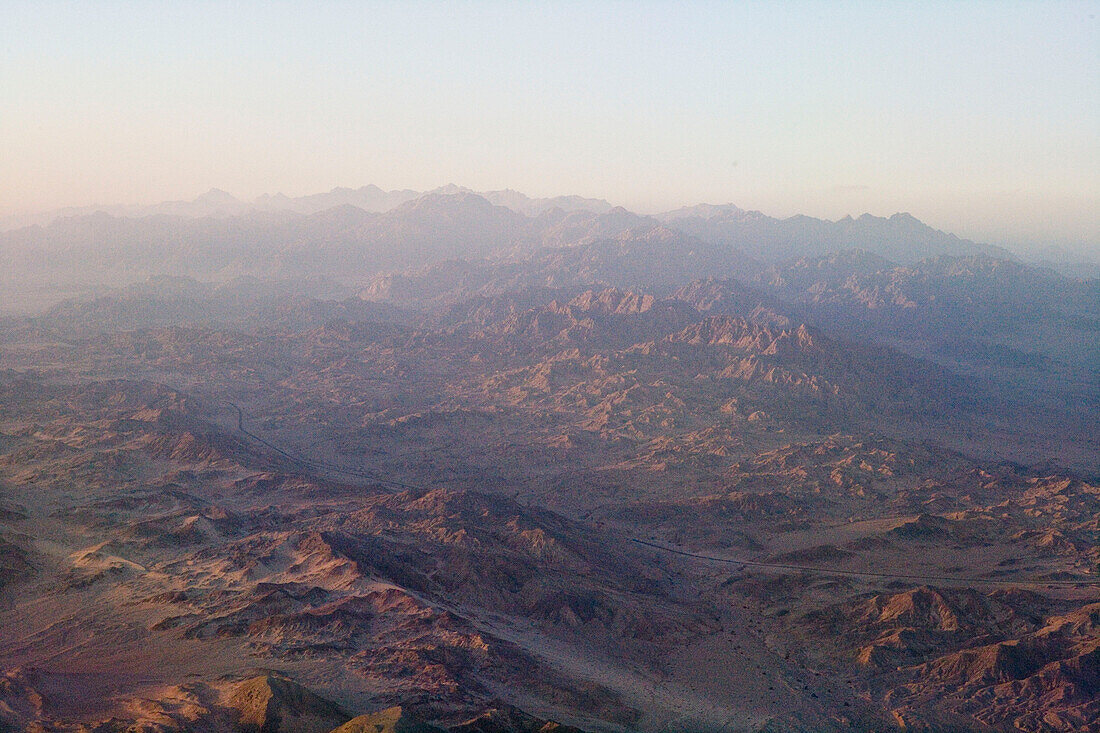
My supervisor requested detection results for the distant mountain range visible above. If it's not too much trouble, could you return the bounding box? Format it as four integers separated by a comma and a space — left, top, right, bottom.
657, 205, 1017, 264
7, 186, 1091, 303
0, 184, 616, 230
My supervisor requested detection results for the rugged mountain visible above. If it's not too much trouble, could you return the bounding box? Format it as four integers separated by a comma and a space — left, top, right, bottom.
428, 185, 614, 218
0, 188, 258, 230
798, 589, 1100, 731
361, 226, 760, 307
671, 278, 792, 328
1, 189, 1098, 732
0, 197, 456, 285
8, 185, 1084, 327
256, 183, 608, 219
658, 205, 1015, 264
750, 252, 1100, 414
0, 195, 659, 296
755, 252, 1095, 341
430, 287, 701, 349
256, 185, 423, 216
0, 185, 617, 232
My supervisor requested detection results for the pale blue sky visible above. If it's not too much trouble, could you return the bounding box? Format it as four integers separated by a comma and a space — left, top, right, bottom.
2, 1, 1097, 252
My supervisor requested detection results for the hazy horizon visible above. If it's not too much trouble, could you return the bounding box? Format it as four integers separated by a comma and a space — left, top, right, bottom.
3, 1, 1098, 256
4, 181, 1097, 262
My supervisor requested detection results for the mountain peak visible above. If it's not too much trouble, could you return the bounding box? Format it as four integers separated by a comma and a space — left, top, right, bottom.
431, 183, 474, 196
194, 188, 238, 204
400, 190, 496, 212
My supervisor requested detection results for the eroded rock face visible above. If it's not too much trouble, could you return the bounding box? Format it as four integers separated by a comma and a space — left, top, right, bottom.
329, 707, 444, 733
227, 675, 352, 733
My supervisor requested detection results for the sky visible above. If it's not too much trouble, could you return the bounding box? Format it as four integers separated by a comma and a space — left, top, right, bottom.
2, 1, 1098, 255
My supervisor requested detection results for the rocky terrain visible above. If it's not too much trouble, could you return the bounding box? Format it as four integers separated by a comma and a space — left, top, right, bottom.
0, 189, 1097, 732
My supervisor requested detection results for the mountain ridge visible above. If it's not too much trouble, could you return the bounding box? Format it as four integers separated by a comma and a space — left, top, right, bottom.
7, 186, 1080, 277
